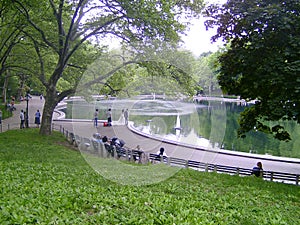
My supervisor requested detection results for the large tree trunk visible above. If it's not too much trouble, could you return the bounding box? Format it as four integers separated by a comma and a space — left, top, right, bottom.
39, 88, 58, 135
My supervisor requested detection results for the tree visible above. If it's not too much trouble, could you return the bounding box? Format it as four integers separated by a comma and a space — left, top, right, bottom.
205, 0, 300, 141
9, 0, 204, 135
78, 45, 198, 99
0, 1, 26, 102
193, 52, 221, 96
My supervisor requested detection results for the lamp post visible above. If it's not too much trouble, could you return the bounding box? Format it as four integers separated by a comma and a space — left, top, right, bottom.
25, 92, 29, 128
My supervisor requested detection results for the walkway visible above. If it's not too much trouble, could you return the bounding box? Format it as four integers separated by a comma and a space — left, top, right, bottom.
1, 96, 44, 131
2, 96, 300, 174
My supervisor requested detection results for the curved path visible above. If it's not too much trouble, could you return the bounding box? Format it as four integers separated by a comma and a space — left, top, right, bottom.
2, 96, 300, 174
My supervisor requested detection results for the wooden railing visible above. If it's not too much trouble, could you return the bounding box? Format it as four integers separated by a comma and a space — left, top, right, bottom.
56, 124, 300, 186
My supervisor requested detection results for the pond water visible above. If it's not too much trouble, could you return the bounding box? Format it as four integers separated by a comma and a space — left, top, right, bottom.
67, 98, 300, 158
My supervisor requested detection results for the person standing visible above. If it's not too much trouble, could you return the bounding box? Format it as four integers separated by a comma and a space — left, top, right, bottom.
117, 109, 125, 125
106, 108, 112, 126
34, 109, 41, 128
124, 109, 129, 125
20, 110, 25, 129
94, 109, 99, 127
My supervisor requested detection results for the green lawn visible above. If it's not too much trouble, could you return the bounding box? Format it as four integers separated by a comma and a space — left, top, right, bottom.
0, 129, 299, 224
0, 105, 12, 120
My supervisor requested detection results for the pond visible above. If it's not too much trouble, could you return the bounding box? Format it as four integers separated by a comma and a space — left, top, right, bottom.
66, 98, 300, 159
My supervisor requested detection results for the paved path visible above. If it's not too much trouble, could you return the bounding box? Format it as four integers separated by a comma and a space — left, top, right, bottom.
2, 96, 300, 174
1, 95, 45, 131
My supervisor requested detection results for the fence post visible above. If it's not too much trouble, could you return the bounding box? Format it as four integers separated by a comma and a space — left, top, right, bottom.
7, 124, 10, 130
236, 167, 240, 176
125, 149, 130, 161
270, 172, 274, 182
213, 165, 217, 172
185, 160, 189, 168
113, 146, 117, 159
205, 163, 209, 172
98, 143, 103, 157
296, 175, 299, 186
166, 157, 170, 165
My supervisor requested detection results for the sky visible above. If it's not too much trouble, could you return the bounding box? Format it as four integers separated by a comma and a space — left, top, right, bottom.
181, 0, 227, 56
106, 0, 227, 56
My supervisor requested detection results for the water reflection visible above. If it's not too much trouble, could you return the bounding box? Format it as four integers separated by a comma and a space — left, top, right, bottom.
68, 98, 300, 158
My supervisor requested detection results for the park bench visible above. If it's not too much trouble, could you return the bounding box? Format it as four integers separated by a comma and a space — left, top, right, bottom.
149, 153, 168, 163
57, 129, 300, 185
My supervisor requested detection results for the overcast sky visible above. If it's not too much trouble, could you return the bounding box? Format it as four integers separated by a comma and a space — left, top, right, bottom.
106, 0, 227, 56
181, 0, 227, 56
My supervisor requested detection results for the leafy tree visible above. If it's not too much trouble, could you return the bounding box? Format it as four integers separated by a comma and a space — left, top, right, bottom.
0, 1, 26, 102
9, 0, 204, 135
80, 47, 198, 99
205, 0, 300, 141
193, 52, 221, 96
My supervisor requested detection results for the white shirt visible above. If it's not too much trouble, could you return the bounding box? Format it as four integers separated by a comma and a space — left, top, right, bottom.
20, 112, 25, 120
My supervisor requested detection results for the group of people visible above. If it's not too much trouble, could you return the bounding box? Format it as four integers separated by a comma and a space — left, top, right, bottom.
91, 132, 168, 164
118, 108, 129, 125
92, 132, 130, 159
20, 109, 41, 129
93, 108, 113, 127
93, 108, 129, 127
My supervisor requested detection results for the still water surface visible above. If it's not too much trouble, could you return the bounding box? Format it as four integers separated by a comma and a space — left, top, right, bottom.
67, 99, 300, 158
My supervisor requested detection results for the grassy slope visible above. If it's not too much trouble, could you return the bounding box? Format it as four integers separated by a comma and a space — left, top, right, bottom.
0, 129, 299, 225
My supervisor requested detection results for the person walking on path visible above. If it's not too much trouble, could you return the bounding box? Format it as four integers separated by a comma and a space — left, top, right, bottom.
34, 109, 41, 128
20, 110, 25, 129
106, 108, 112, 126
94, 109, 99, 127
124, 109, 129, 125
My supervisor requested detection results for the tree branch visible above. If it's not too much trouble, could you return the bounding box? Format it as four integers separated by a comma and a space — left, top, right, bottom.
12, 0, 59, 52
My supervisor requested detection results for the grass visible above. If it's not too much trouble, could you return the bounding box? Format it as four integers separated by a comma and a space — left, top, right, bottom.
0, 129, 299, 224
0, 105, 12, 120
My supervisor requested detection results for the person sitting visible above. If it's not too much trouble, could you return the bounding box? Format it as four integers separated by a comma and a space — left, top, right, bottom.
156, 147, 168, 162
110, 137, 126, 158
101, 136, 113, 156
102, 136, 108, 143
92, 133, 102, 143
90, 133, 102, 151
251, 161, 263, 177
133, 145, 143, 162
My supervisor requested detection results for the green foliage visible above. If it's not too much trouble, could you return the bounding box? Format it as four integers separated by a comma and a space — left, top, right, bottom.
205, 0, 300, 141
3, 0, 206, 134
0, 105, 12, 119
193, 52, 221, 96
0, 129, 299, 224
79, 48, 198, 98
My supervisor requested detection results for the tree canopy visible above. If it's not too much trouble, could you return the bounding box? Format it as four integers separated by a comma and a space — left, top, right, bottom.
205, 0, 300, 141
4, 0, 204, 135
